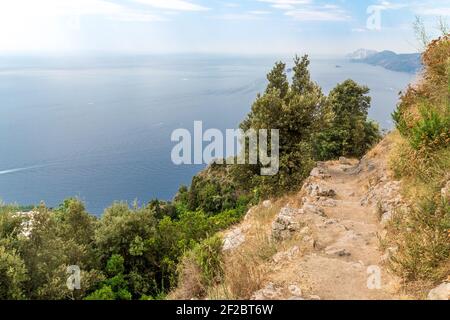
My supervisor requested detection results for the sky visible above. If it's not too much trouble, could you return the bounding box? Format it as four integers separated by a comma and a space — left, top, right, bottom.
0, 0, 449, 55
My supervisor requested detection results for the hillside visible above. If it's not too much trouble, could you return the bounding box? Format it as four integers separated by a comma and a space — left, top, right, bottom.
348, 49, 422, 73
173, 133, 448, 300
172, 36, 450, 301
173, 135, 405, 299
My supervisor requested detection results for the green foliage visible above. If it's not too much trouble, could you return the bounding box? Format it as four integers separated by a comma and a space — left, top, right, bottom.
0, 246, 28, 299
188, 236, 224, 287
389, 199, 450, 281
292, 55, 314, 96
265, 61, 289, 99
410, 106, 450, 150
388, 35, 450, 284
235, 57, 380, 196
313, 80, 381, 160
0, 53, 382, 300
86, 254, 132, 300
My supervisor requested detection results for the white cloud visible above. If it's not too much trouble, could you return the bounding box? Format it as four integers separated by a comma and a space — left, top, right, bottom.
132, 0, 209, 11
258, 0, 349, 22
421, 7, 450, 16
285, 8, 349, 21
0, 0, 165, 22
375, 0, 450, 16
0, 0, 167, 52
248, 10, 271, 15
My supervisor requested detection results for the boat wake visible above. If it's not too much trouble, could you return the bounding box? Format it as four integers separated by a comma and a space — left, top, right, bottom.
0, 165, 46, 176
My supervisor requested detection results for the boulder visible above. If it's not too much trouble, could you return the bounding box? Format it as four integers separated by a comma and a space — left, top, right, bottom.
427, 283, 450, 300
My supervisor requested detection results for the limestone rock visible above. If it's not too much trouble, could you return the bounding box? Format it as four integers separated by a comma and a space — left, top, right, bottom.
223, 227, 245, 251
301, 203, 326, 217
288, 284, 303, 297
272, 206, 300, 241
251, 283, 283, 300
427, 283, 450, 300
306, 183, 336, 198
272, 246, 300, 263
310, 167, 331, 179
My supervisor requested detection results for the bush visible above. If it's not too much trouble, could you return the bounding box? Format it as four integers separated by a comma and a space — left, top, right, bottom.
388, 199, 450, 281
174, 236, 224, 299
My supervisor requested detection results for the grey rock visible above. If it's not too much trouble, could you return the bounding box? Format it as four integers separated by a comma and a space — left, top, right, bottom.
339, 157, 352, 165
223, 227, 246, 251
251, 283, 283, 300
326, 247, 351, 257
288, 284, 303, 297
302, 203, 326, 217
427, 283, 450, 300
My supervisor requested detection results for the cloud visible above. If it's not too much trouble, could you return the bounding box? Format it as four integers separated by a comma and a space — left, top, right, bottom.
374, 0, 450, 16
258, 0, 349, 22
131, 0, 210, 11
0, 0, 166, 22
214, 12, 269, 21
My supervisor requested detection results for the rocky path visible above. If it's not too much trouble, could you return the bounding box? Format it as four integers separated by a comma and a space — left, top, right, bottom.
251, 155, 407, 300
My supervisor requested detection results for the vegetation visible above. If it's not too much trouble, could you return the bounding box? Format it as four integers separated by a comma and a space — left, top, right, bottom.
0, 54, 380, 300
233, 55, 380, 198
388, 34, 450, 285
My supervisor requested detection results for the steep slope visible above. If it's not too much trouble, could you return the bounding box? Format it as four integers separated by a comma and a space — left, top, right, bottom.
216, 135, 411, 300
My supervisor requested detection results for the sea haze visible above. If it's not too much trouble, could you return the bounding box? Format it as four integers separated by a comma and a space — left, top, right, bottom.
0, 54, 415, 215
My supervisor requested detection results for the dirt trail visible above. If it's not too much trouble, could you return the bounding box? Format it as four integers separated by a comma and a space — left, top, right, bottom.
290, 161, 401, 299
250, 149, 408, 300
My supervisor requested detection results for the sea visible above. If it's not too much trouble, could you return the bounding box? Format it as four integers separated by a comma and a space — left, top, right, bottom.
0, 54, 415, 215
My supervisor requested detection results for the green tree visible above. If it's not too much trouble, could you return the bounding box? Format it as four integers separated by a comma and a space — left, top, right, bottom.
313, 79, 380, 159
265, 61, 289, 99
292, 54, 315, 96
0, 246, 28, 299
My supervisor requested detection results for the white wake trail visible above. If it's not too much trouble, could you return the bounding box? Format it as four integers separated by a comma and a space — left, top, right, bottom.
0, 165, 46, 176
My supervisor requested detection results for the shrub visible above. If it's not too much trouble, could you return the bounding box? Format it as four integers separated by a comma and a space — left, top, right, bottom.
388, 199, 450, 281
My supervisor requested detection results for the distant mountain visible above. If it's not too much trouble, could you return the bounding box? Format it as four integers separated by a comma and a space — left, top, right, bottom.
348, 49, 422, 74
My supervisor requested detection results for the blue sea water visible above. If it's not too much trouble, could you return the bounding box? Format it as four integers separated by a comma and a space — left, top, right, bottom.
0, 54, 415, 215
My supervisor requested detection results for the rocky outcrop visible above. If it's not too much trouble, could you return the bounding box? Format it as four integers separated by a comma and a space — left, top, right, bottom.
271, 206, 301, 241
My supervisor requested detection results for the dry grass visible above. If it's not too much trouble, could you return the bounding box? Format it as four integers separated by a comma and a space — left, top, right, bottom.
206, 199, 287, 300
